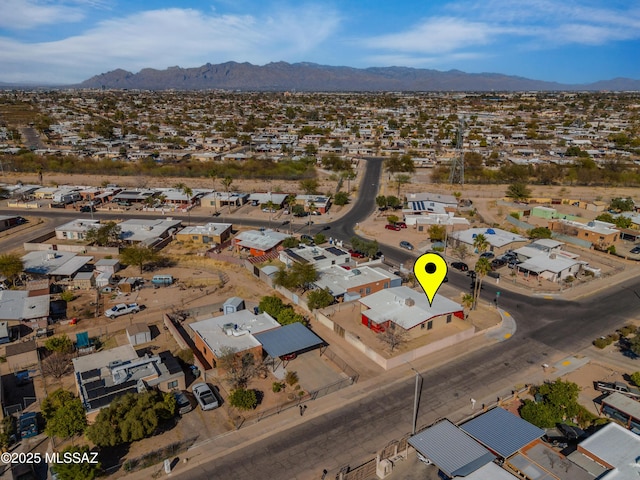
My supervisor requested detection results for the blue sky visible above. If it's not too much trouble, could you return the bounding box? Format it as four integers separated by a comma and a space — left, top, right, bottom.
1, 0, 639, 85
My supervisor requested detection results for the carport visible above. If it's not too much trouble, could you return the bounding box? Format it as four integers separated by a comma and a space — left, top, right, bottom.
254, 322, 326, 371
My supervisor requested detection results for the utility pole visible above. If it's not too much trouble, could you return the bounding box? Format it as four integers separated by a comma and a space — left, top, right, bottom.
448, 118, 465, 186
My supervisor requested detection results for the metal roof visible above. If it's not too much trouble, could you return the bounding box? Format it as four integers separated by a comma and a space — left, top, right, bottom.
254, 322, 325, 358
602, 391, 640, 419
460, 407, 544, 458
408, 420, 495, 477
462, 462, 519, 479
577, 423, 640, 479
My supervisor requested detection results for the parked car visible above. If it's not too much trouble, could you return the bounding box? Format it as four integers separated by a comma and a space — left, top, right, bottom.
19, 412, 38, 439
508, 259, 522, 269
385, 224, 401, 231
451, 262, 469, 272
491, 258, 506, 269
479, 252, 495, 259
300, 234, 314, 244
80, 205, 96, 212
193, 383, 219, 411
399, 241, 414, 250
348, 249, 365, 258
631, 246, 640, 254
557, 423, 586, 441
105, 303, 140, 318
173, 390, 195, 415
395, 222, 407, 229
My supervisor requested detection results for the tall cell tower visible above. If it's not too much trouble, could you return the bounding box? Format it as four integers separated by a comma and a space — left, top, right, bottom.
448, 119, 465, 185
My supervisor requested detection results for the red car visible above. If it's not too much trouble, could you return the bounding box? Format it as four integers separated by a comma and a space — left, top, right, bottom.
385, 224, 401, 231
396, 222, 407, 229
348, 249, 365, 258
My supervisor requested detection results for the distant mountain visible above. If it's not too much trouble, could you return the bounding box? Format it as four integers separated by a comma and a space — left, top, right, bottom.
76, 62, 640, 92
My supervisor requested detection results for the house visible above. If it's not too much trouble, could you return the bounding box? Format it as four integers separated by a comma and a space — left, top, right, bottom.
405, 192, 458, 214
22, 250, 93, 280
571, 422, 640, 479
403, 213, 470, 233
358, 286, 463, 333
234, 229, 290, 257
55, 219, 101, 240
313, 265, 401, 301
0, 290, 50, 331
189, 310, 280, 369
111, 189, 155, 205
599, 392, 640, 432
118, 218, 182, 245
408, 419, 496, 478
72, 344, 185, 421
279, 245, 351, 270
200, 192, 249, 210
449, 228, 528, 255
248, 192, 288, 208
548, 219, 619, 248
175, 223, 232, 245
295, 195, 331, 214
95, 258, 120, 275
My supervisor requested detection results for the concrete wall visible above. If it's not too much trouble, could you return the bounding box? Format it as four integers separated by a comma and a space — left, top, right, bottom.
315, 310, 475, 370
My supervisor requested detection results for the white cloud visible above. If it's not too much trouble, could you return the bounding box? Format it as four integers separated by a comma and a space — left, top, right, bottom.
0, 4, 341, 83
0, 0, 88, 29
358, 0, 640, 65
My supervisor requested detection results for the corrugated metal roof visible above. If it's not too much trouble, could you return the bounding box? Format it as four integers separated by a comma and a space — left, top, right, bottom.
408, 420, 495, 477
460, 407, 544, 458
254, 322, 325, 358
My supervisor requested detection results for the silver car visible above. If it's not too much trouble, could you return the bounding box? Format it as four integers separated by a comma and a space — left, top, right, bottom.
192, 382, 219, 411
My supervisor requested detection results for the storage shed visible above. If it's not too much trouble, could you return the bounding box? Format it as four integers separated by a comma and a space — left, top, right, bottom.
73, 271, 95, 290
223, 297, 245, 314
127, 323, 151, 346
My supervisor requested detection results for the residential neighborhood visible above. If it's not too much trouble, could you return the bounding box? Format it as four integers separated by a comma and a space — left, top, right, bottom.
0, 89, 639, 480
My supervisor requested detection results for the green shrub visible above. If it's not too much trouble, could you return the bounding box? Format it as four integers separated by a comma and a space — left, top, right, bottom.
229, 388, 258, 410
593, 337, 610, 349
272, 382, 283, 393
60, 290, 74, 303
618, 324, 636, 337
285, 371, 299, 386
631, 372, 640, 387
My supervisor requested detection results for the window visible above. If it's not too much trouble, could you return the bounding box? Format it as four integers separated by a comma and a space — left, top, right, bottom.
427, 321, 433, 330
446, 314, 452, 324
384, 282, 389, 289
365, 287, 371, 294
421, 323, 425, 329
167, 380, 178, 390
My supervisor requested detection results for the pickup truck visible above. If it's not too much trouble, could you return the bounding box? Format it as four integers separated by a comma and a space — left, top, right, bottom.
105, 303, 140, 318
594, 380, 640, 399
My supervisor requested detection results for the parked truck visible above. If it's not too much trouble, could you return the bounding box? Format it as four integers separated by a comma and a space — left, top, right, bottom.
594, 380, 640, 399
19, 412, 38, 439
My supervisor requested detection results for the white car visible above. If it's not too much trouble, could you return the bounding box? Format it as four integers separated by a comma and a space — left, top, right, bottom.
192, 382, 219, 411
105, 303, 140, 318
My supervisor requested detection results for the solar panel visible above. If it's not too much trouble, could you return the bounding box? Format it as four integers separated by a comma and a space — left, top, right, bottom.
80, 368, 101, 381
313, 255, 326, 260
284, 249, 308, 264
84, 379, 104, 391
326, 247, 346, 256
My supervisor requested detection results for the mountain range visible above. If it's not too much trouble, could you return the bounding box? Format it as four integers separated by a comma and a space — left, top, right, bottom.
68, 62, 640, 91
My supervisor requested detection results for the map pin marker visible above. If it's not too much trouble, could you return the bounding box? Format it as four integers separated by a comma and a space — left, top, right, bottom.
413, 252, 448, 306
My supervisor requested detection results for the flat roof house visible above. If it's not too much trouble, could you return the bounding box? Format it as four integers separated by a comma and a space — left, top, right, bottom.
22, 250, 93, 279
279, 245, 351, 270
548, 219, 619, 248
72, 344, 185, 421
118, 218, 182, 246
55, 219, 101, 241
313, 265, 401, 301
190, 310, 280, 369
359, 286, 463, 333
175, 223, 232, 245
450, 227, 528, 254
234, 229, 289, 257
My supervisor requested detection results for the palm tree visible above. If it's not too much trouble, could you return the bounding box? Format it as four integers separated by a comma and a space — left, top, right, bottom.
307, 201, 316, 235
472, 233, 489, 255
286, 194, 297, 235
461, 293, 474, 318
265, 200, 276, 229
208, 169, 219, 215
222, 176, 234, 214
472, 257, 492, 310
174, 182, 194, 225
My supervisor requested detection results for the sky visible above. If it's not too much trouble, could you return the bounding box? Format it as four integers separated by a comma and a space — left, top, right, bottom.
1, 0, 639, 85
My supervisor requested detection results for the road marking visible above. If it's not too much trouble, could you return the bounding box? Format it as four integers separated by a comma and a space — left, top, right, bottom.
504, 333, 512, 339
504, 312, 511, 317
544, 296, 554, 300
561, 360, 571, 366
